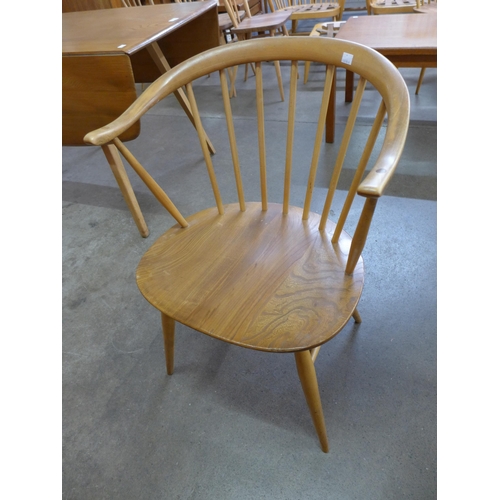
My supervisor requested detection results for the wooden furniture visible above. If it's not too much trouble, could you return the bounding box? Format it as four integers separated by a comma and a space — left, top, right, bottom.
303, 20, 345, 84
62, 0, 123, 11
366, 1, 427, 96
266, 0, 345, 34
414, 0, 437, 13
412, 0, 437, 92
62, 2, 220, 237
368, 0, 416, 15
84, 36, 410, 452
222, 0, 291, 100
327, 12, 437, 142
173, 0, 243, 43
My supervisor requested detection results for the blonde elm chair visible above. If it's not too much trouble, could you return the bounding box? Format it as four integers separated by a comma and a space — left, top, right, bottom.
84, 37, 410, 452
266, 0, 345, 35
368, 0, 416, 15
222, 0, 291, 100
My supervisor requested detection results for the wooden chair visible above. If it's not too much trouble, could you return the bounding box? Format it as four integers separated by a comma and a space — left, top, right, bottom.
415, 0, 437, 11
222, 0, 291, 100
62, 0, 123, 11
368, 0, 416, 15
266, 0, 345, 35
84, 37, 410, 452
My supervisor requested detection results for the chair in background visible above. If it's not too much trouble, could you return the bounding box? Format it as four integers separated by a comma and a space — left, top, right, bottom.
84, 36, 410, 452
266, 0, 345, 35
62, 0, 123, 11
415, 0, 437, 12
368, 0, 416, 15
303, 20, 345, 84
121, 0, 147, 5
222, 0, 291, 100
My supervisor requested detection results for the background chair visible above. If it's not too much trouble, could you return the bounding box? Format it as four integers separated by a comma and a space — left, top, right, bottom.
368, 0, 416, 15
267, 0, 345, 35
222, 0, 291, 100
84, 36, 410, 452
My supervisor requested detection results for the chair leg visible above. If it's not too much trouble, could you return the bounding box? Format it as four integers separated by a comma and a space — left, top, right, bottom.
229, 65, 238, 98
294, 350, 329, 453
101, 144, 149, 238
352, 307, 362, 323
415, 67, 426, 95
161, 313, 175, 375
274, 60, 285, 102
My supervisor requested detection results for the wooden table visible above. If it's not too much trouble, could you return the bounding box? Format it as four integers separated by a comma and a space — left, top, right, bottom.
63, 2, 220, 237
326, 13, 437, 142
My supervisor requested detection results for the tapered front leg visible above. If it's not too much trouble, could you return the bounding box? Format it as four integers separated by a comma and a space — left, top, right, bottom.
294, 350, 329, 453
161, 313, 175, 375
101, 144, 149, 238
352, 307, 362, 324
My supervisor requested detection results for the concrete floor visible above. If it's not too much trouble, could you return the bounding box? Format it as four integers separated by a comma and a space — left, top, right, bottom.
62, 22, 437, 499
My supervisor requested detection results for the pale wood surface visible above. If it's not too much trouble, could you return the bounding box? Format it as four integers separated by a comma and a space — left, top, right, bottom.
137, 203, 364, 352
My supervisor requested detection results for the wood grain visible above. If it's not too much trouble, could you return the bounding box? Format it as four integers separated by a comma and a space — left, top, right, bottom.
137, 203, 364, 352
62, 54, 139, 145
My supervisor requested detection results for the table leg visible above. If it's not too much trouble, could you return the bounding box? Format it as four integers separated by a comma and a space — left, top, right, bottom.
325, 66, 336, 143
345, 70, 354, 103
146, 42, 216, 155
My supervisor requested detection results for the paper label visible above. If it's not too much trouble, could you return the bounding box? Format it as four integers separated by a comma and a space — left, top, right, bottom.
342, 52, 353, 65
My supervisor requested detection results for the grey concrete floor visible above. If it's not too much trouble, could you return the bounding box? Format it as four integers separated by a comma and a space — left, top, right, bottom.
62, 29, 437, 499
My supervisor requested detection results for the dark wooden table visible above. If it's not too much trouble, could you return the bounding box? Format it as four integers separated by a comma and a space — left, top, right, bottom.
326, 13, 437, 142
63, 2, 220, 236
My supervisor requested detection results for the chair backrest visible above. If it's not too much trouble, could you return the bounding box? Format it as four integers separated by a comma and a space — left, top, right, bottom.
415, 0, 435, 6
84, 37, 409, 273
62, 0, 123, 11
268, 0, 345, 15
122, 0, 154, 6
369, 0, 416, 15
222, 0, 252, 27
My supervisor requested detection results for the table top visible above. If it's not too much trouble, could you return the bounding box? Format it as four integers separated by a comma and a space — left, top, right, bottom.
335, 13, 436, 55
62, 1, 218, 56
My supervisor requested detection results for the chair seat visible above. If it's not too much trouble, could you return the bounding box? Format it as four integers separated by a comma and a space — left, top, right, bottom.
218, 11, 245, 31
231, 11, 292, 35
137, 203, 364, 353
